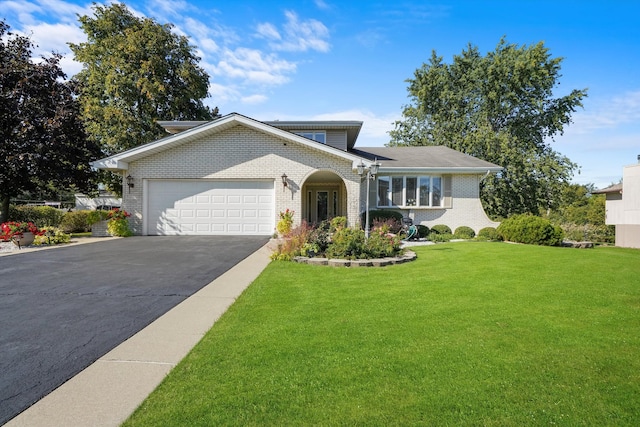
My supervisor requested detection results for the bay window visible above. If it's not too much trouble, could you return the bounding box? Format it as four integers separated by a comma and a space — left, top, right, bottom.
377, 175, 445, 207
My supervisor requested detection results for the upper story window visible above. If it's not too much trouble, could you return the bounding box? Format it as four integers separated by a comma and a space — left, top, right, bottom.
295, 131, 326, 144
377, 175, 443, 208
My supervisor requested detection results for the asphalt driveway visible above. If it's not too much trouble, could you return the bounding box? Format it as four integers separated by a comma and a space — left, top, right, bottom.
0, 236, 268, 425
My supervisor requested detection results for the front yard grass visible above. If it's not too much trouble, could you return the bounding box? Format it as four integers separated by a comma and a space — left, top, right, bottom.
124, 242, 640, 426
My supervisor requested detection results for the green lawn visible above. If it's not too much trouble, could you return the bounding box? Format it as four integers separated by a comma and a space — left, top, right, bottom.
124, 242, 640, 426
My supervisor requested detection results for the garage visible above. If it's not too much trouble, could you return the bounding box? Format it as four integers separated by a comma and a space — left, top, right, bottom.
146, 180, 274, 235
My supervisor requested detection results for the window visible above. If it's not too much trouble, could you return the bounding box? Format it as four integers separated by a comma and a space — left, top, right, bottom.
377, 175, 444, 207
295, 131, 326, 144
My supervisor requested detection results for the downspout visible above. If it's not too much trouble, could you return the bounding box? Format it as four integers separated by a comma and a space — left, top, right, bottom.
479, 169, 491, 182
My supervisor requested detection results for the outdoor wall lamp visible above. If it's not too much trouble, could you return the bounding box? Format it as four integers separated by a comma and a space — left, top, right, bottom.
126, 174, 134, 192
281, 173, 288, 188
357, 158, 381, 239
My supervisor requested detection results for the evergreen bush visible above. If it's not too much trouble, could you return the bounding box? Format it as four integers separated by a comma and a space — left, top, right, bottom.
430, 224, 452, 235
453, 226, 475, 239
60, 210, 92, 233
10, 205, 64, 227
497, 214, 564, 246
477, 227, 502, 241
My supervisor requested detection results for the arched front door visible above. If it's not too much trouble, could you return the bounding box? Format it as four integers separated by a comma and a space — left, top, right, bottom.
302, 171, 347, 224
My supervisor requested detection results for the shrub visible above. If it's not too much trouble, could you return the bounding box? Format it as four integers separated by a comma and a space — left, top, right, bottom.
416, 225, 430, 238
365, 228, 403, 258
558, 222, 614, 244
330, 216, 347, 232
106, 208, 133, 237
477, 227, 502, 241
497, 214, 564, 246
372, 217, 402, 234
430, 224, 452, 235
10, 205, 64, 227
276, 209, 294, 235
87, 210, 109, 225
326, 228, 366, 260
271, 221, 314, 261
308, 220, 331, 254
428, 232, 452, 243
453, 226, 475, 239
60, 210, 92, 233
361, 210, 403, 230
34, 227, 71, 245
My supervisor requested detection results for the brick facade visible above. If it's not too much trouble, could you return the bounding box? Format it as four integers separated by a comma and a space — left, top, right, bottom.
121, 125, 362, 235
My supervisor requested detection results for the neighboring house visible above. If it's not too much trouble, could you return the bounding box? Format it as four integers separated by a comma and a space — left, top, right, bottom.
74, 190, 121, 211
91, 113, 501, 236
593, 157, 640, 249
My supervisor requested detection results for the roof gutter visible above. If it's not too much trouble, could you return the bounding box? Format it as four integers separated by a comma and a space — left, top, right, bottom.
376, 167, 503, 174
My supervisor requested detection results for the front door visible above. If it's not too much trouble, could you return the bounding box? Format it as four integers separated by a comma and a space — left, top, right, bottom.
316, 191, 329, 222
306, 187, 340, 223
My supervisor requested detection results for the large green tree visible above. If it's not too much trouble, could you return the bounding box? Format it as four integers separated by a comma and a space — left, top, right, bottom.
69, 2, 215, 158
389, 38, 587, 218
0, 21, 100, 223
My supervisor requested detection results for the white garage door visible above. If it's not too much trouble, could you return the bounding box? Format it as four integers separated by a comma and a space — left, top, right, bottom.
147, 180, 274, 235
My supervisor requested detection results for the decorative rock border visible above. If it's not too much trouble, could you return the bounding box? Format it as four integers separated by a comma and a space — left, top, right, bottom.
293, 250, 417, 267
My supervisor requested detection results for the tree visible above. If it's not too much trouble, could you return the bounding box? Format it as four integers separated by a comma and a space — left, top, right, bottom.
69, 2, 216, 158
389, 38, 587, 218
0, 21, 100, 223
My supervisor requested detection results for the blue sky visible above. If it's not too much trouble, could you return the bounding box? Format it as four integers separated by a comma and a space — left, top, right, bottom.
2, 0, 639, 189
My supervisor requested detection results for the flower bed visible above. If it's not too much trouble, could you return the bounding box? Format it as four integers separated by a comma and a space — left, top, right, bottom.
270, 216, 408, 264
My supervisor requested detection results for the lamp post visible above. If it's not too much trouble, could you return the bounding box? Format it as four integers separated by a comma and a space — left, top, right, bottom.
357, 158, 381, 239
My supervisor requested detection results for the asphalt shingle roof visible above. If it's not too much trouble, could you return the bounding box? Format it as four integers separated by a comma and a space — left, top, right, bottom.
351, 146, 502, 170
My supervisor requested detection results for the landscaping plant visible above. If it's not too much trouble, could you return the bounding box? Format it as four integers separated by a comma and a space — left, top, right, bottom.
498, 214, 564, 246
106, 208, 133, 237
0, 221, 44, 241
276, 209, 294, 235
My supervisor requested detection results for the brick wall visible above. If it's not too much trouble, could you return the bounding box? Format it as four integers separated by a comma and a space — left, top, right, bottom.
122, 125, 362, 235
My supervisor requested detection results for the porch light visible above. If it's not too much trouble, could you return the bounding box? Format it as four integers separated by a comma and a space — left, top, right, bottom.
126, 174, 134, 192
281, 173, 288, 188
358, 158, 381, 239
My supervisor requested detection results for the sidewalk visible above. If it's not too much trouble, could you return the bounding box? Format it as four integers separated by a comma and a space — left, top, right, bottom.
6, 241, 273, 427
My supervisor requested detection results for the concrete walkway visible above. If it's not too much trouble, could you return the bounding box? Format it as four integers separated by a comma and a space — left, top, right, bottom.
6, 241, 273, 427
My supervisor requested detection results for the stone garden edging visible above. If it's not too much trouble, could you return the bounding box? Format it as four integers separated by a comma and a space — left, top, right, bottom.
293, 250, 417, 267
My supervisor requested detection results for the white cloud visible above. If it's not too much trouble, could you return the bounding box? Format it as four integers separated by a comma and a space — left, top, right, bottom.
213, 47, 297, 86
569, 90, 640, 134
315, 0, 330, 10
208, 82, 240, 104
241, 94, 268, 105
256, 10, 330, 53
255, 22, 281, 41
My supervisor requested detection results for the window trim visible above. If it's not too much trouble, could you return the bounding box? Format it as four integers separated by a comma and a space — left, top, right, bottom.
294, 131, 326, 144
376, 175, 445, 208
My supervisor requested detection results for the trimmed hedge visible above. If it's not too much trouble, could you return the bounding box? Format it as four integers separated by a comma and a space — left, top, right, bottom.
477, 227, 502, 241
497, 214, 564, 246
430, 224, 452, 235
60, 210, 92, 233
453, 226, 475, 239
9, 205, 64, 227
416, 225, 430, 238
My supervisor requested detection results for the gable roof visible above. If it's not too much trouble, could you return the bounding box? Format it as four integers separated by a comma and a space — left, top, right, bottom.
92, 113, 367, 171
352, 146, 502, 173
92, 113, 502, 174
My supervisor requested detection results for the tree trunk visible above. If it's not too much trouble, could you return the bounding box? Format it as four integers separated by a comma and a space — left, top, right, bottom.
0, 195, 9, 223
